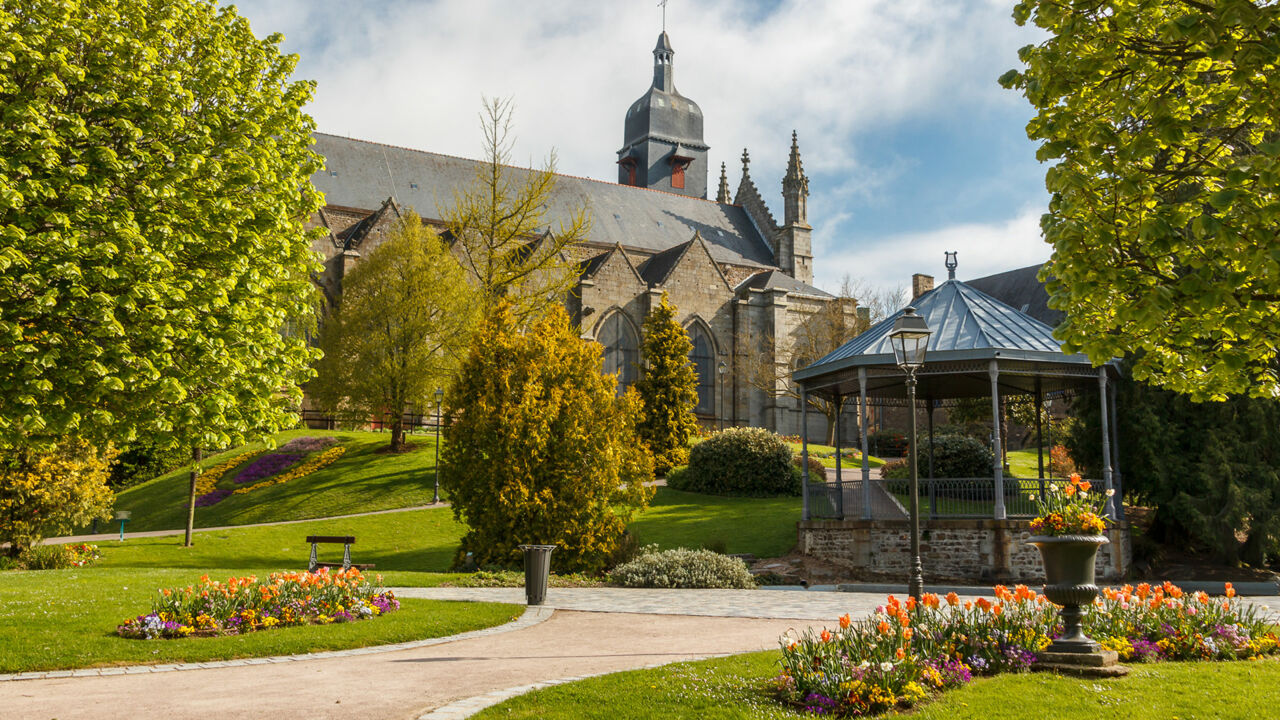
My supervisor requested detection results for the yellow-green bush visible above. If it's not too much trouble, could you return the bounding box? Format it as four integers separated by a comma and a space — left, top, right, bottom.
0, 438, 114, 558
441, 306, 654, 573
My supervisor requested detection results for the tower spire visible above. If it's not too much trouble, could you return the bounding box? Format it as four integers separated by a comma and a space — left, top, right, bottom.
782, 130, 809, 227
717, 162, 731, 203
652, 31, 675, 92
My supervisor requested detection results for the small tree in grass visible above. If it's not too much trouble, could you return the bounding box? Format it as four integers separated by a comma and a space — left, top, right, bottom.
634, 294, 699, 475
312, 211, 477, 451
0, 438, 114, 559
441, 305, 653, 572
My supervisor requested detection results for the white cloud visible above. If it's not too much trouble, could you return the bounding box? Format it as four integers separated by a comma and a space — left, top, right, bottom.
814, 205, 1051, 293
231, 0, 1041, 185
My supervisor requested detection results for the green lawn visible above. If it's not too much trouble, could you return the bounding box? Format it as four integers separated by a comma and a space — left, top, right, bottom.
473, 650, 1280, 720
628, 488, 800, 557
0, 567, 518, 673
83, 487, 799, 584
785, 441, 886, 469
112, 429, 442, 532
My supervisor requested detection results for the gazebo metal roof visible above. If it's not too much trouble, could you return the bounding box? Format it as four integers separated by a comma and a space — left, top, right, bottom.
793, 278, 1118, 402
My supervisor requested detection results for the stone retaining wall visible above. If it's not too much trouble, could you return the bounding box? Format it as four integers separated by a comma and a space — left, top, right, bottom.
798, 519, 1131, 583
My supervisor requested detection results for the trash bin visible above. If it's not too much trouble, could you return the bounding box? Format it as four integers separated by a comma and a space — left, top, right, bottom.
519, 544, 556, 606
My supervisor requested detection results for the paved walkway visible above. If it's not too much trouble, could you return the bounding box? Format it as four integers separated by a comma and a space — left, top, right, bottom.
0, 587, 873, 720
42, 502, 449, 545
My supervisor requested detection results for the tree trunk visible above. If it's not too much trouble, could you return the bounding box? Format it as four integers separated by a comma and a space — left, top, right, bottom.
390, 415, 404, 452
999, 397, 1010, 471
184, 446, 202, 548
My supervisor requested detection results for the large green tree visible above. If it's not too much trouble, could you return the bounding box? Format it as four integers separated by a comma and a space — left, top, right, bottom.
312, 212, 477, 451
441, 305, 653, 573
1002, 0, 1280, 400
633, 294, 699, 475
0, 1, 323, 543
1067, 372, 1280, 566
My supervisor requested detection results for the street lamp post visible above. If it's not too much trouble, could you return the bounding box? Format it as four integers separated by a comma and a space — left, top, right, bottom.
433, 387, 444, 504
717, 361, 727, 430
889, 306, 932, 601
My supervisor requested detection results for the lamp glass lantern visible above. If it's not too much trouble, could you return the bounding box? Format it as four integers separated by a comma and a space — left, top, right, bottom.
889, 307, 932, 371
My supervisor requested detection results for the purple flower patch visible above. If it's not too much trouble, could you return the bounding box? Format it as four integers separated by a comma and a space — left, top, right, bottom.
195, 489, 232, 507
233, 454, 302, 484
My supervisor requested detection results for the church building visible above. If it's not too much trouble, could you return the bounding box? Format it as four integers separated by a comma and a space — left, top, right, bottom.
306, 32, 856, 437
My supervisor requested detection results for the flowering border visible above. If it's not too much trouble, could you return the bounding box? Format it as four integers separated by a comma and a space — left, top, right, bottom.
231, 445, 345, 495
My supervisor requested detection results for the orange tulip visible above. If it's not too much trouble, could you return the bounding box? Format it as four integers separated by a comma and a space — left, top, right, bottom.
839, 613, 851, 629
903, 627, 914, 640
946, 592, 960, 607
821, 629, 832, 643
895, 647, 905, 660
1225, 583, 1236, 599
877, 621, 890, 635
1079, 481, 1092, 492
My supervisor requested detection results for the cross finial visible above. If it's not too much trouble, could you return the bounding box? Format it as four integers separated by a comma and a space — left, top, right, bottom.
658, 0, 668, 31
945, 251, 958, 280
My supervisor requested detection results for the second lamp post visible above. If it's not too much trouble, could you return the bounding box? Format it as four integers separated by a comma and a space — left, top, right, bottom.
889, 306, 932, 601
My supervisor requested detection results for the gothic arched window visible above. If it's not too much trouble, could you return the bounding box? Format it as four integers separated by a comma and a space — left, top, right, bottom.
688, 324, 715, 415
598, 312, 640, 394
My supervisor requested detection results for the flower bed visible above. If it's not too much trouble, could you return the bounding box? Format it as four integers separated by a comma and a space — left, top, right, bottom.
117, 568, 399, 639
191, 439, 346, 507
65, 543, 100, 568
776, 582, 1279, 716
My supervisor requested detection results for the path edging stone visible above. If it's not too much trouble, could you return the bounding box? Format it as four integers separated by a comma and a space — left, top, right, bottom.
0, 605, 550, 683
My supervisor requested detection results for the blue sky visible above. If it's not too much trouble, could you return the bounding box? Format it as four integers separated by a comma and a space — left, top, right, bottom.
228, 0, 1052, 294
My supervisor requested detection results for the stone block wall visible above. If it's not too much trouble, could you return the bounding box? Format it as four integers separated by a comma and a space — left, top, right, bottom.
798, 518, 1132, 583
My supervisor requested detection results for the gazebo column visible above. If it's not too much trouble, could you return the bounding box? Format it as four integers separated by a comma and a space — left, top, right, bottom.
1099, 368, 1116, 520
989, 360, 1006, 519
834, 393, 844, 519
801, 385, 810, 522
1108, 382, 1124, 522
1035, 377, 1045, 500
859, 367, 872, 520
926, 397, 936, 519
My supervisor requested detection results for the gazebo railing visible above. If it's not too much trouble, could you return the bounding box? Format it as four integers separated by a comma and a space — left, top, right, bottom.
806, 477, 1077, 521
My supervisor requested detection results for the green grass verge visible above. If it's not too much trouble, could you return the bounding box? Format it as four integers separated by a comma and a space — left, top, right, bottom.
628, 489, 800, 557
88, 488, 799, 579
112, 429, 442, 532
473, 650, 1280, 720
1007, 447, 1052, 480
0, 567, 518, 673
785, 441, 886, 469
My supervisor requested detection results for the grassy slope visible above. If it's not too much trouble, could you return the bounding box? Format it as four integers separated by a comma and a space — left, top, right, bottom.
784, 441, 886, 469
86, 487, 800, 584
474, 650, 1280, 720
113, 429, 441, 532
0, 567, 517, 673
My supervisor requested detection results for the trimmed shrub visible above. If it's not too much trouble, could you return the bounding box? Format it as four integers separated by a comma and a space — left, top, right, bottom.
870, 429, 908, 457
609, 546, 756, 589
911, 434, 994, 478
673, 427, 801, 497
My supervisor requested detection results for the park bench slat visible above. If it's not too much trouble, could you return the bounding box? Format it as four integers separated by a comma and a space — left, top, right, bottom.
306, 535, 356, 544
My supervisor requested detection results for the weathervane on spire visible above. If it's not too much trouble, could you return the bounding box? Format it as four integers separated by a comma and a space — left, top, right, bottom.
658, 0, 669, 31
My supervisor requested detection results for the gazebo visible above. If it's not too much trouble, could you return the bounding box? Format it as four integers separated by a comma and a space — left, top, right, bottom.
790, 262, 1129, 581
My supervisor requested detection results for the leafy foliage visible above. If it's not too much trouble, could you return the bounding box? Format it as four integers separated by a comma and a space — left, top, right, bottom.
671, 427, 801, 497
1002, 0, 1280, 399
0, 0, 324, 451
0, 438, 114, 557
910, 434, 995, 479
108, 440, 190, 490
441, 306, 653, 573
609, 545, 756, 589
312, 212, 477, 450
1067, 374, 1280, 565
633, 294, 699, 475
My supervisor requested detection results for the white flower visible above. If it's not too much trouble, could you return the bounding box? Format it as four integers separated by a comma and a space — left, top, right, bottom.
879, 662, 894, 672
859, 661, 870, 669
1106, 489, 1115, 497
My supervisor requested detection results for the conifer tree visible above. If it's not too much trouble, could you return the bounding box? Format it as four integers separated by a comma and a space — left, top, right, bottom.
633, 294, 699, 475
441, 305, 653, 572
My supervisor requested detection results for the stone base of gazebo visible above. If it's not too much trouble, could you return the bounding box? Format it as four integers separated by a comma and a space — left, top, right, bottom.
797, 519, 1131, 583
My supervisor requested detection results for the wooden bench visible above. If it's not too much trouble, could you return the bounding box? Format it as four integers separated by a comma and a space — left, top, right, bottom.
305, 535, 375, 572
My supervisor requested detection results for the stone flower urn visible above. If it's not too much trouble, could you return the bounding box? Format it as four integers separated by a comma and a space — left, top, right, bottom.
1029, 534, 1109, 654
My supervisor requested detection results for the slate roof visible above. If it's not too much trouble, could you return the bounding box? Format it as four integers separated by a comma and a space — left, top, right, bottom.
793, 278, 1100, 389
311, 133, 776, 269
965, 263, 1063, 327
736, 269, 832, 298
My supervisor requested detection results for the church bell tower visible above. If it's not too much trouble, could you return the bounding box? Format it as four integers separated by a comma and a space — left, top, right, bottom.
616, 32, 709, 199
